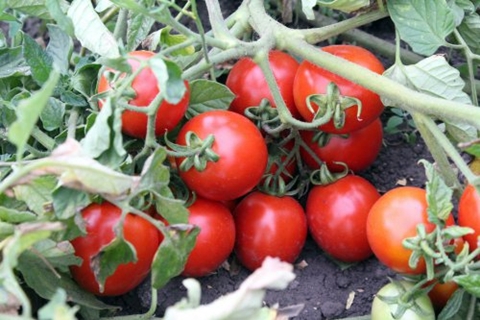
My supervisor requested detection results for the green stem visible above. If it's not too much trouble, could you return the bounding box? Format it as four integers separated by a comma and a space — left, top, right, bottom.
31, 126, 56, 151
67, 108, 79, 140
205, 0, 235, 43
191, 0, 216, 80
113, 8, 129, 43
420, 113, 477, 186
453, 29, 478, 105
300, 10, 390, 45
412, 113, 461, 193
301, 12, 423, 65
467, 295, 477, 320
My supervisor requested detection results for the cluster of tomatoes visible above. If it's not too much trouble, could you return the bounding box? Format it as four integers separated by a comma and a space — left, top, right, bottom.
68, 45, 480, 319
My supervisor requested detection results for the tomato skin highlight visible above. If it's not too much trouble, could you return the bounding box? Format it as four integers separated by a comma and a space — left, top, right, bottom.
175, 110, 268, 201
182, 197, 236, 277
70, 202, 161, 296
233, 191, 307, 271
458, 184, 480, 252
367, 186, 452, 275
97, 50, 190, 139
300, 118, 383, 173
306, 175, 380, 262
226, 50, 300, 118
293, 45, 384, 134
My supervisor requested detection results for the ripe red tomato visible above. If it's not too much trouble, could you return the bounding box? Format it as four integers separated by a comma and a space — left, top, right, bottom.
293, 45, 384, 134
226, 50, 300, 118
458, 184, 480, 252
233, 191, 307, 271
306, 175, 380, 262
70, 202, 161, 296
175, 110, 268, 201
182, 197, 236, 277
97, 50, 190, 139
300, 118, 383, 172
367, 187, 454, 275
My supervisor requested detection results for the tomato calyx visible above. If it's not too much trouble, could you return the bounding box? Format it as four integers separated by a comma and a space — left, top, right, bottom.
307, 82, 362, 130
309, 162, 348, 186
165, 132, 220, 172
244, 99, 289, 136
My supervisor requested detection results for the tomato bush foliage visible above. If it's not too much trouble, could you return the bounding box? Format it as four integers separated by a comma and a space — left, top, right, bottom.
1, 0, 480, 319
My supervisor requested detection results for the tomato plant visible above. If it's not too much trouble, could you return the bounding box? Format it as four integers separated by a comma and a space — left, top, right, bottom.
175, 110, 268, 201
226, 50, 300, 118
366, 186, 453, 275
306, 175, 380, 262
371, 280, 435, 320
182, 197, 236, 277
97, 50, 190, 139
300, 118, 383, 172
458, 184, 480, 253
293, 45, 385, 134
233, 191, 307, 271
70, 202, 161, 296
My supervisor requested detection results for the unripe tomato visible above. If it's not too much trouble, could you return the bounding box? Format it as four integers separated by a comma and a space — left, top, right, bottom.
70, 202, 161, 296
97, 50, 190, 139
294, 45, 384, 134
182, 197, 236, 277
371, 281, 435, 320
226, 50, 301, 118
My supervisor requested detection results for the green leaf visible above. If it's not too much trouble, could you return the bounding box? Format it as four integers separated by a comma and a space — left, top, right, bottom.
149, 56, 186, 104
52, 187, 90, 220
23, 34, 53, 84
46, 24, 73, 74
0, 46, 30, 78
457, 13, 480, 55
186, 79, 234, 119
7, 70, 59, 159
387, 0, 456, 55
70, 57, 101, 98
93, 233, 137, 293
466, 144, 480, 157
37, 139, 136, 198
383, 55, 471, 107
46, 0, 75, 37
6, 0, 54, 19
316, 0, 369, 13
126, 6, 155, 52
154, 193, 189, 225
17, 251, 118, 312
40, 97, 65, 131
151, 225, 199, 289
0, 206, 36, 224
421, 160, 453, 222
67, 0, 119, 58
13, 175, 57, 216
158, 28, 196, 56
455, 274, 480, 297
80, 98, 126, 168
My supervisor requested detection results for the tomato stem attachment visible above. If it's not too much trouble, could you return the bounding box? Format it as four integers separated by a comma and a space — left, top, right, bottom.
164, 132, 219, 172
